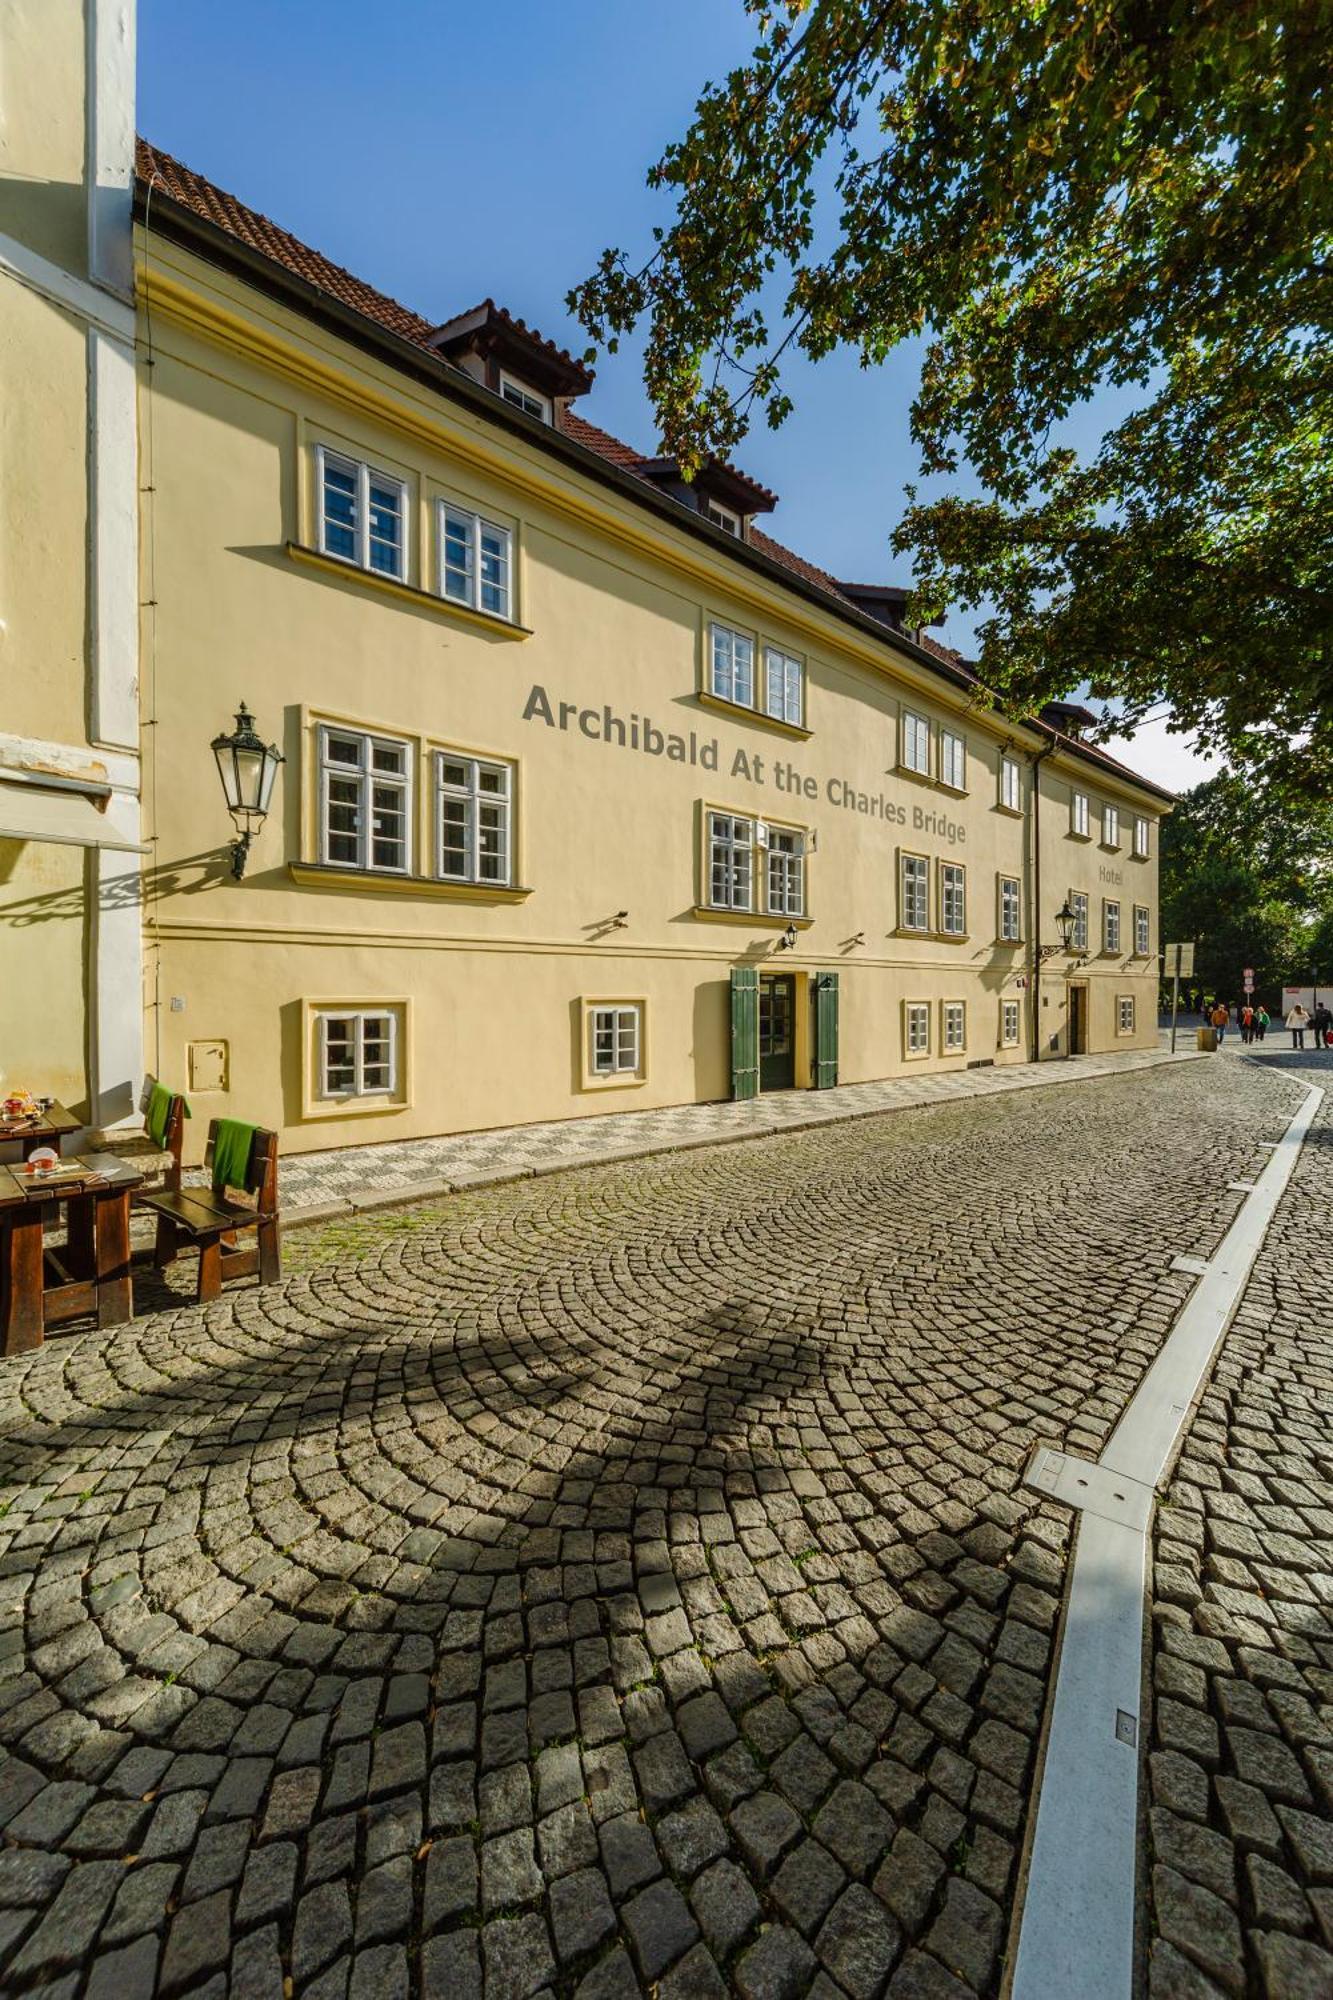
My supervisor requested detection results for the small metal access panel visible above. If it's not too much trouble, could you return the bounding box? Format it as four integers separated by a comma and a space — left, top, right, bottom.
1023, 1446, 1156, 1533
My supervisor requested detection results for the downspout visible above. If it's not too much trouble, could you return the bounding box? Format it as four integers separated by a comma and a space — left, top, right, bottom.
1029, 733, 1057, 1064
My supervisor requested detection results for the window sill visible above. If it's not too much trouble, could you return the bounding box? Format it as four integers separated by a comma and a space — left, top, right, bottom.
895, 763, 935, 786
995, 803, 1025, 819
902, 1048, 933, 1061
937, 782, 968, 800
1068, 830, 1092, 842
1101, 843, 1122, 853
290, 863, 533, 903
1130, 951, 1152, 961
696, 691, 811, 741
993, 936, 1025, 948
692, 906, 814, 930
286, 542, 532, 638
582, 1074, 648, 1093
936, 932, 971, 944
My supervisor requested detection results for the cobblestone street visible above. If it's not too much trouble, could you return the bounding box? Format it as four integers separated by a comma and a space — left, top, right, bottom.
0, 1057, 1319, 1998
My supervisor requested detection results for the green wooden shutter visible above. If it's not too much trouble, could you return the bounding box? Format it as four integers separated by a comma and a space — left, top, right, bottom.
730, 966, 760, 1100
814, 971, 839, 1088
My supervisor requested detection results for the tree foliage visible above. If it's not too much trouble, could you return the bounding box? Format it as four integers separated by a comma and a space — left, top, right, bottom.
571, 0, 1333, 796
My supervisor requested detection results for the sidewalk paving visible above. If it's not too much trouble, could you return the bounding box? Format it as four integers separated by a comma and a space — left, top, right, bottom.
266, 1045, 1204, 1218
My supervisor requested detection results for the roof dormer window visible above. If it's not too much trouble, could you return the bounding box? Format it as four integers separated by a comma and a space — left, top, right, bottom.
706, 500, 742, 537
499, 374, 551, 423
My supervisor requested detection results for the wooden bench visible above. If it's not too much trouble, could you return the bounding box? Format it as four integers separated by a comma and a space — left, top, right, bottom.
111, 1076, 189, 1194
140, 1120, 280, 1302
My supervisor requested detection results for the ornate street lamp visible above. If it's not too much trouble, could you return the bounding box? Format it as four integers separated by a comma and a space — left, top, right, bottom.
1035, 898, 1078, 966
211, 703, 284, 879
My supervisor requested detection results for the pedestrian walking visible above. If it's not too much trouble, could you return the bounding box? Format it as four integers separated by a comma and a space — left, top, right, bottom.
1254, 1006, 1270, 1042
1286, 1003, 1310, 1050
1313, 1002, 1332, 1048
1240, 1003, 1255, 1045
1210, 1000, 1230, 1046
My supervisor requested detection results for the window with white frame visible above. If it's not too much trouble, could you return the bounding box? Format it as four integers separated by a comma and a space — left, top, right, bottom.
1001, 999, 1021, 1047
708, 812, 754, 910
1134, 815, 1150, 858
1070, 889, 1089, 950
940, 862, 967, 936
317, 448, 406, 579
706, 500, 741, 536
439, 503, 513, 619
1118, 995, 1136, 1035
1104, 899, 1121, 952
943, 1001, 966, 1052
905, 1003, 930, 1055
319, 727, 411, 873
436, 754, 512, 885
1000, 756, 1021, 813
1134, 903, 1150, 955
591, 1004, 641, 1077
900, 853, 929, 931
1103, 803, 1120, 847
764, 646, 804, 728
766, 827, 805, 916
499, 374, 551, 422
999, 875, 1021, 941
901, 710, 931, 776
940, 731, 966, 792
319, 1010, 397, 1098
1071, 790, 1090, 837
710, 623, 754, 708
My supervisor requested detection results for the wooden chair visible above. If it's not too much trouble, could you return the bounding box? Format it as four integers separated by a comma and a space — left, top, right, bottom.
140, 1120, 280, 1302
117, 1076, 189, 1194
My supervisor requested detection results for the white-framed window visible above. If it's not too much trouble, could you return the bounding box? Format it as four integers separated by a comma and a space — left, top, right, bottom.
1134, 904, 1150, 955
940, 731, 966, 793
905, 1003, 931, 1056
317, 447, 406, 579
318, 1010, 397, 1099
708, 811, 754, 910
1000, 999, 1021, 1048
436, 753, 512, 885
942, 1001, 966, 1052
940, 862, 967, 937
1071, 791, 1090, 837
1117, 995, 1136, 1035
1103, 804, 1120, 848
900, 853, 929, 931
499, 373, 551, 423
319, 726, 411, 874
766, 827, 805, 916
591, 1004, 642, 1077
439, 503, 513, 619
710, 623, 755, 708
1000, 756, 1021, 813
1070, 890, 1089, 950
706, 500, 741, 536
999, 875, 1021, 941
1134, 816, 1150, 858
1104, 899, 1121, 952
764, 646, 804, 728
901, 710, 931, 776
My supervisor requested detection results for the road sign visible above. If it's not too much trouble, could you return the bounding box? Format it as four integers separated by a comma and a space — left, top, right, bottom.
1163, 942, 1195, 979
1243, 979, 1254, 994
1243, 967, 1254, 981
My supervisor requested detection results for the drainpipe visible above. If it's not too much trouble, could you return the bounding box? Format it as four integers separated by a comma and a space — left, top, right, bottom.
1029, 733, 1057, 1064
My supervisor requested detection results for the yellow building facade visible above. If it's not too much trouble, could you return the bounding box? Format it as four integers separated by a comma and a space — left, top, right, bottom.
131, 147, 1170, 1163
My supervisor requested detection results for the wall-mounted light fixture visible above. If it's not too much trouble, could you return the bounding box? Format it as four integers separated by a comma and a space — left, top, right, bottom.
1034, 898, 1078, 965
211, 703, 284, 879
776, 922, 799, 952
612, 910, 629, 929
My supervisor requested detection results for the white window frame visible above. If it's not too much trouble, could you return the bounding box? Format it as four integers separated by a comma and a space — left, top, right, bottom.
1134, 904, 1150, 955
1000, 756, 1022, 813
1000, 999, 1021, 1048
764, 646, 804, 728
1134, 816, 1150, 858
1104, 899, 1122, 953
706, 500, 741, 536
940, 731, 966, 793
435, 752, 513, 886
1070, 889, 1090, 951
901, 710, 931, 776
900, 852, 930, 932
590, 1004, 642, 1078
318, 725, 413, 875
766, 826, 805, 916
942, 1001, 966, 1053
710, 623, 755, 709
904, 1002, 931, 1057
499, 373, 551, 423
318, 1009, 398, 1100
1117, 995, 1136, 1036
999, 875, 1021, 941
1071, 790, 1090, 838
707, 811, 754, 911
939, 862, 967, 937
438, 501, 514, 620
1103, 804, 1120, 848
316, 445, 407, 580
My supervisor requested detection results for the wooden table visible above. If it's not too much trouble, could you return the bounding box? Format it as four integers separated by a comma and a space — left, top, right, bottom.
0, 1101, 83, 1160
0, 1154, 143, 1356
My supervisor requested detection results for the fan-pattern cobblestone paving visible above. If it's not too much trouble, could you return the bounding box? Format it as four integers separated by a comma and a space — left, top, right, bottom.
1146, 1050, 1333, 2000
0, 1059, 1304, 1998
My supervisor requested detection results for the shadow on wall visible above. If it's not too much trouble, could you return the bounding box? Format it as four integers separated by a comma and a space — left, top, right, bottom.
0, 849, 229, 926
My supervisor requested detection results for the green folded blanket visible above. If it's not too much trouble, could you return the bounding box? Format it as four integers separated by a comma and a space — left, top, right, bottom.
146, 1083, 172, 1148
212, 1118, 256, 1195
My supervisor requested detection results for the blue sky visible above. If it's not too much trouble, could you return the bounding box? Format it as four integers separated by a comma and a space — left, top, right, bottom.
139, 0, 1214, 792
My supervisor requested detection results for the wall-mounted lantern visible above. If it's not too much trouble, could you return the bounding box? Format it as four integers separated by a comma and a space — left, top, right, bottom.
1036, 898, 1078, 965
211, 703, 283, 879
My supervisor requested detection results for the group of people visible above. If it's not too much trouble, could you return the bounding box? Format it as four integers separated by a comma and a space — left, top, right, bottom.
1281, 1001, 1333, 1050
1207, 998, 1333, 1049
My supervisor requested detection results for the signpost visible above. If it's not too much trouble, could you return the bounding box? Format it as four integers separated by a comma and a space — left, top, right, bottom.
1243, 966, 1254, 995
1163, 943, 1195, 1053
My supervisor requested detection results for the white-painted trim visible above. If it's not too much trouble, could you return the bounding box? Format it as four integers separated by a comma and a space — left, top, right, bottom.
89, 329, 140, 750
89, 839, 145, 1128
0, 733, 138, 794
87, 0, 136, 299
0, 229, 134, 343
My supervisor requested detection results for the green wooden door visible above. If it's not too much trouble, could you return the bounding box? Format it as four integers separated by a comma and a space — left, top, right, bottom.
813, 971, 839, 1088
730, 966, 759, 1100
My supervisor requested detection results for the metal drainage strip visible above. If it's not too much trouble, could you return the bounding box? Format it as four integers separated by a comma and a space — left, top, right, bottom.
1007, 1083, 1324, 2000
